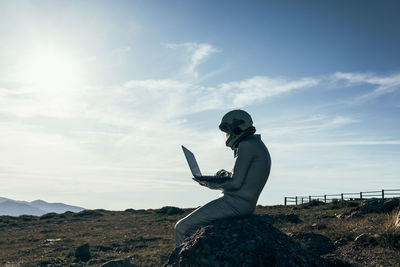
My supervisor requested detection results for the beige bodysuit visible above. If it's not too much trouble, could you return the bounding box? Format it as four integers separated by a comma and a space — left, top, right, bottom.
174, 134, 271, 247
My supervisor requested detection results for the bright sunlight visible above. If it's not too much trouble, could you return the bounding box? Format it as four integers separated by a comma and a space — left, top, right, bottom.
20, 48, 83, 114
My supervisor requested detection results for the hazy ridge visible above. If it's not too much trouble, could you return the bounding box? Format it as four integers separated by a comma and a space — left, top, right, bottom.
0, 197, 84, 216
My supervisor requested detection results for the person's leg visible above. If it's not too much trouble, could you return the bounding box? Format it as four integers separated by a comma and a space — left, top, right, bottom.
174, 197, 244, 247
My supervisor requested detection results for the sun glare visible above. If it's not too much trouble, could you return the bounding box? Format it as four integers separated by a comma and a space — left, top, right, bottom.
20, 48, 83, 114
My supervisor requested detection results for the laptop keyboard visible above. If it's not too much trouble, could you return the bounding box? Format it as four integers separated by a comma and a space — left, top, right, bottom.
195, 176, 230, 183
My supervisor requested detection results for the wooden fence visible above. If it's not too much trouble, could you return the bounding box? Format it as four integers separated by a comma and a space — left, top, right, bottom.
284, 189, 400, 206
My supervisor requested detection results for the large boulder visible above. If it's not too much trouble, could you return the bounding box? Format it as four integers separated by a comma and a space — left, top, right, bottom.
75, 243, 91, 262
164, 215, 331, 267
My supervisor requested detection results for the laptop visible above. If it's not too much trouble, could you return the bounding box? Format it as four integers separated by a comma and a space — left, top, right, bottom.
181, 145, 230, 183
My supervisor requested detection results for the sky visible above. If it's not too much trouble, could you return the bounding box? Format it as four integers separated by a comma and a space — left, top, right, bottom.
0, 0, 399, 210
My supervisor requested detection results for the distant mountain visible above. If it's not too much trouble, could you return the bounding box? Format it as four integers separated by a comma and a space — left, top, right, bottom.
0, 197, 84, 216
0, 200, 45, 216
29, 199, 83, 213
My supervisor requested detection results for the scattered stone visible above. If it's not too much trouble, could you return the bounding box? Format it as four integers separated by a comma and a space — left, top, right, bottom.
311, 223, 327, 230
333, 238, 348, 248
100, 258, 137, 267
354, 233, 376, 245
289, 232, 334, 256
75, 243, 91, 262
347, 211, 362, 219
41, 238, 62, 247
336, 213, 345, 219
164, 215, 331, 267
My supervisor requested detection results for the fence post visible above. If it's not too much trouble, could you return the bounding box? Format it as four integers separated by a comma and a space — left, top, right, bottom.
301, 197, 304, 204
360, 192, 362, 200
284, 197, 287, 206
309, 195, 311, 202
382, 189, 385, 200
295, 196, 298, 205
324, 195, 327, 203
341, 193, 344, 201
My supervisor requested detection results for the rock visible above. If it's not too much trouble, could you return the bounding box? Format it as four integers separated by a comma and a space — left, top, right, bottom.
311, 223, 327, 230
333, 238, 348, 248
347, 211, 362, 219
381, 198, 400, 212
289, 232, 334, 256
75, 243, 91, 262
41, 238, 62, 247
354, 233, 375, 245
336, 213, 345, 219
100, 259, 137, 267
164, 215, 331, 267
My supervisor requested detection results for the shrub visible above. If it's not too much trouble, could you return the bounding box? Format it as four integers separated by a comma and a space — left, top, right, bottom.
40, 213, 59, 220
155, 206, 185, 215
73, 210, 104, 217
18, 215, 38, 221
125, 208, 149, 214
302, 200, 325, 209
326, 199, 359, 210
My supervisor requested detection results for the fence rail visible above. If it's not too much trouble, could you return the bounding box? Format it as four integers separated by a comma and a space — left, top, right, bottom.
284, 189, 400, 206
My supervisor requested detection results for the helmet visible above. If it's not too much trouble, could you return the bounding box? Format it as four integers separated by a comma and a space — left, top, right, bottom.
219, 109, 256, 149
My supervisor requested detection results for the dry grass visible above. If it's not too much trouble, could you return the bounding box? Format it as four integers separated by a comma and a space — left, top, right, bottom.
0, 202, 399, 266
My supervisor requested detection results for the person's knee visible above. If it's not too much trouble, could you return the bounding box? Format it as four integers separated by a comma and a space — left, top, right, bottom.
174, 218, 188, 235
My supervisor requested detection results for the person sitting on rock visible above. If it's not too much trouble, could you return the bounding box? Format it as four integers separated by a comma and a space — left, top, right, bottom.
174, 109, 272, 247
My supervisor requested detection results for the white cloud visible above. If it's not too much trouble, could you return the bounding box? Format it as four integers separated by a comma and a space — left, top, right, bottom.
332, 72, 400, 100
166, 42, 220, 78
109, 75, 319, 123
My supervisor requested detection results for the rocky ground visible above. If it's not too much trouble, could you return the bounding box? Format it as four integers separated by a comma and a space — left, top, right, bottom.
0, 199, 399, 266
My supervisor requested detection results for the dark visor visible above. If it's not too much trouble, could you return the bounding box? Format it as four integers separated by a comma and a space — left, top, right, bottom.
218, 122, 231, 133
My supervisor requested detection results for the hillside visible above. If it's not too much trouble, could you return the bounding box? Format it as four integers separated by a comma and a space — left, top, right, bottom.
0, 199, 399, 266
0, 197, 84, 216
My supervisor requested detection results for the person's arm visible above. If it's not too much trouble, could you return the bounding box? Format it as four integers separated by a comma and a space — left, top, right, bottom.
220, 141, 253, 191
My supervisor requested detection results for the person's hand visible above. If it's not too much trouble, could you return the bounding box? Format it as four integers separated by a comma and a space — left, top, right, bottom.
215, 169, 232, 178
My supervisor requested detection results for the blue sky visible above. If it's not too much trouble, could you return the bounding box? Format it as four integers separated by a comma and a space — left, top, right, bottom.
0, 0, 399, 210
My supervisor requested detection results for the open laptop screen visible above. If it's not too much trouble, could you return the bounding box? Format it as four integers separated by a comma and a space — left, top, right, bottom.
182, 146, 202, 177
